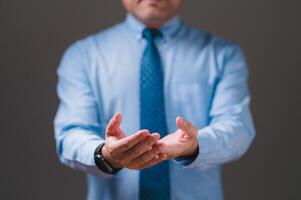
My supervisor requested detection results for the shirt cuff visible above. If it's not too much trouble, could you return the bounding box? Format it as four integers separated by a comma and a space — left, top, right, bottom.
172, 145, 199, 166
173, 128, 216, 170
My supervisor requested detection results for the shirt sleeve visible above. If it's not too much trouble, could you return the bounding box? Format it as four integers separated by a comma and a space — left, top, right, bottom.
53, 41, 113, 178
176, 44, 255, 170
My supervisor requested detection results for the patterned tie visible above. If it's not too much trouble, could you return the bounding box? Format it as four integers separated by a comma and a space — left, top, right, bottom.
139, 28, 170, 200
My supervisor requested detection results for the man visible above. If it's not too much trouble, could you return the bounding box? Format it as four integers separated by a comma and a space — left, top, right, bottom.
54, 0, 255, 199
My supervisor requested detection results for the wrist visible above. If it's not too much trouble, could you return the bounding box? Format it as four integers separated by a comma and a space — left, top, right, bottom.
101, 144, 123, 168
175, 143, 199, 165
94, 143, 123, 174
180, 140, 199, 158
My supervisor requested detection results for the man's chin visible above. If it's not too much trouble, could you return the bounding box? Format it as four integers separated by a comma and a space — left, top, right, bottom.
138, 9, 166, 21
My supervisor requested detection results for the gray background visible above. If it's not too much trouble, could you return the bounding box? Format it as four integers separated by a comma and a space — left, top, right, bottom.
0, 0, 300, 199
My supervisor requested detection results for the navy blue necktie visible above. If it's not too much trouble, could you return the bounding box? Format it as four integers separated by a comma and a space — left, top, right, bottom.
139, 28, 170, 200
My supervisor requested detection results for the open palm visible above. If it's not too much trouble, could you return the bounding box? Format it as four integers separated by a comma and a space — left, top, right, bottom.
159, 116, 199, 159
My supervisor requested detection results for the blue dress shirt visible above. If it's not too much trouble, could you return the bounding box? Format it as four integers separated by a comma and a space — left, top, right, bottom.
54, 13, 255, 200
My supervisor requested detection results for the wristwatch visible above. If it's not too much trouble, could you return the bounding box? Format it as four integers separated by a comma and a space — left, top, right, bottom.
94, 143, 122, 175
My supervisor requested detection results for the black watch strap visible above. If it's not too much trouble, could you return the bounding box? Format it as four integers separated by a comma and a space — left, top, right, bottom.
94, 143, 122, 175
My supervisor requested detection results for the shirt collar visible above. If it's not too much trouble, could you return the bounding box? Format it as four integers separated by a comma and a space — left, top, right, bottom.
124, 13, 182, 43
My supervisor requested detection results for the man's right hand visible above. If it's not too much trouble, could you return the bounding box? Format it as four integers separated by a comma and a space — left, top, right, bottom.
101, 112, 166, 170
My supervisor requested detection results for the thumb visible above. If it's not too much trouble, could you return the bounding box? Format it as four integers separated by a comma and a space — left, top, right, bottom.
176, 116, 197, 137
106, 112, 122, 138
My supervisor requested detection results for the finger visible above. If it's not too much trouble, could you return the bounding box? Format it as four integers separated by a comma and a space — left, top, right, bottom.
106, 112, 122, 136
130, 143, 162, 165
123, 133, 160, 161
110, 129, 151, 153
176, 116, 197, 137
139, 153, 167, 170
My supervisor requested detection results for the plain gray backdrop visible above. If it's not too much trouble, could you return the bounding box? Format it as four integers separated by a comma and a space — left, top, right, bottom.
0, 0, 300, 199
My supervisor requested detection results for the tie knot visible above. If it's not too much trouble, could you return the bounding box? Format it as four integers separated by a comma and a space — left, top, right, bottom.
142, 28, 161, 42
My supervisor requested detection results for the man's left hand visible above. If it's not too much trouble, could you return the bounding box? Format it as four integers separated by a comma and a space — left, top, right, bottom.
158, 116, 199, 159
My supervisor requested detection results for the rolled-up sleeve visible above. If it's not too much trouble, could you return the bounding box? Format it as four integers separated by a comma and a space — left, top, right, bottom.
54, 42, 112, 178
184, 44, 255, 170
